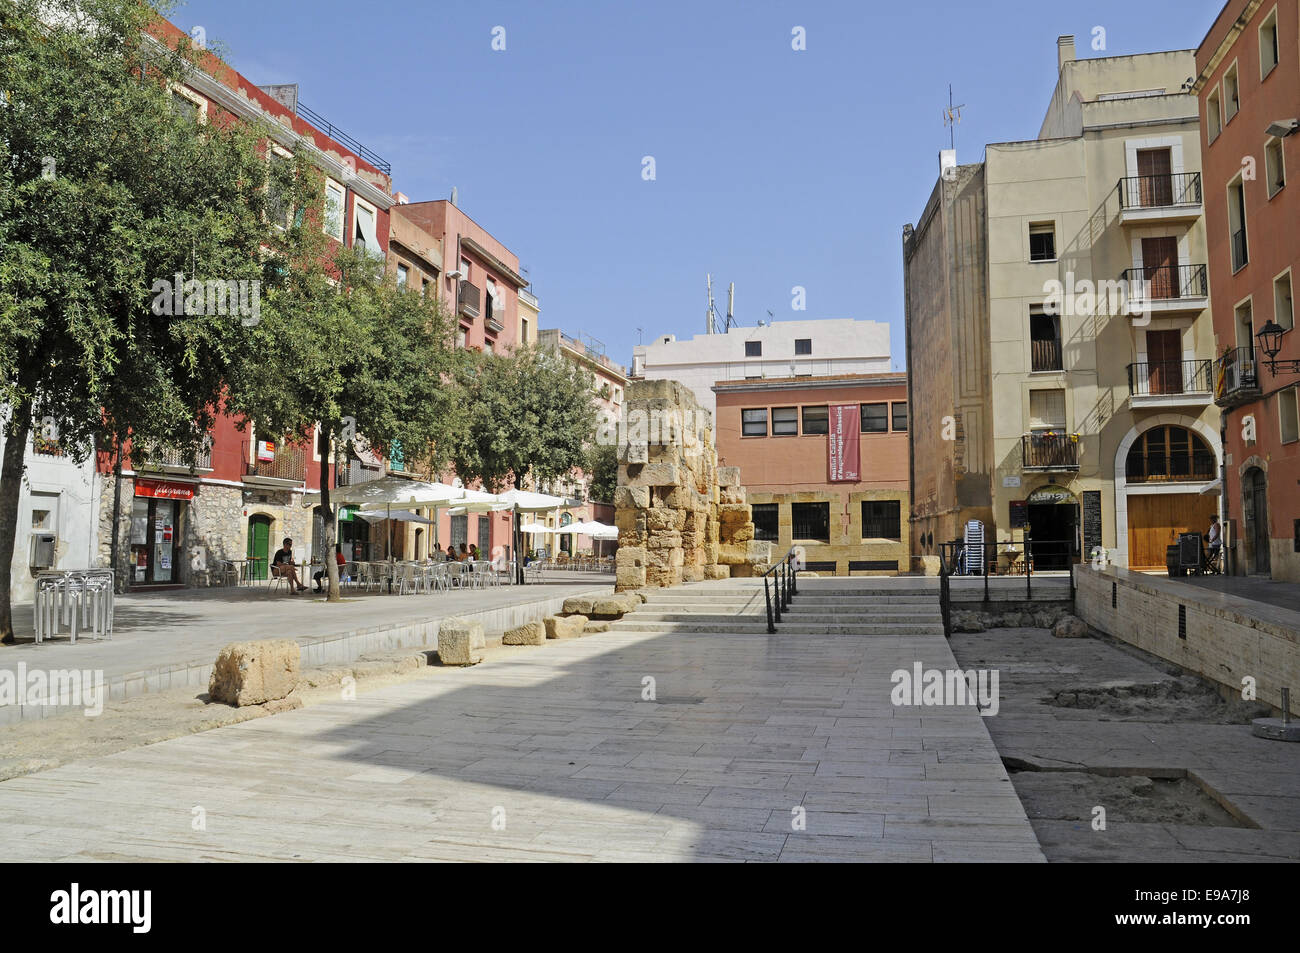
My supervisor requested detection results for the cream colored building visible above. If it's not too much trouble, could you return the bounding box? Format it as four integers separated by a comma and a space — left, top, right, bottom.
517, 286, 539, 347
906, 35, 1222, 571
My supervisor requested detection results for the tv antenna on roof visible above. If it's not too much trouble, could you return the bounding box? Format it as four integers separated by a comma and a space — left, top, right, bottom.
944, 84, 966, 150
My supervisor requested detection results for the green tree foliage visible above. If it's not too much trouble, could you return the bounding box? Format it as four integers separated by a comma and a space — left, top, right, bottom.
585, 441, 618, 505
0, 0, 279, 639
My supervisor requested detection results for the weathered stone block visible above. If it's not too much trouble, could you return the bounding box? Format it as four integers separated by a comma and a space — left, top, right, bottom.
545, 614, 589, 639
563, 596, 595, 614
625, 463, 680, 488
613, 485, 650, 510
717, 466, 741, 488
584, 620, 612, 633
1052, 615, 1089, 639
704, 564, 730, 580
626, 441, 649, 464
503, 620, 546, 645
209, 639, 300, 707
437, 621, 483, 665
591, 594, 639, 616
646, 508, 685, 532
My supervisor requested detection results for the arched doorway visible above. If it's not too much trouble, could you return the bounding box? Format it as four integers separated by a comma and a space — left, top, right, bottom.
1123, 424, 1218, 569
246, 514, 272, 581
1243, 467, 1270, 574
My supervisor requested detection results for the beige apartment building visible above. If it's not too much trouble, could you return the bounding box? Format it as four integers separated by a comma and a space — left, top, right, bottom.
905, 36, 1222, 572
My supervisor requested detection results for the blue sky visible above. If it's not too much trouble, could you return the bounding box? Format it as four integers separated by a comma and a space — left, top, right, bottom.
173, 0, 1225, 371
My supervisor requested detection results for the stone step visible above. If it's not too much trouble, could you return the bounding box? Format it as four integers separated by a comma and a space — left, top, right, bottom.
640, 592, 937, 605
633, 610, 942, 624
613, 619, 947, 636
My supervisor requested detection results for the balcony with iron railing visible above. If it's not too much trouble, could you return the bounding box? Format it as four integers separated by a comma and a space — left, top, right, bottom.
1022, 432, 1080, 471
457, 280, 481, 320
1117, 172, 1202, 224
243, 442, 306, 484
1126, 359, 1213, 407
1120, 263, 1209, 315
336, 458, 385, 486
137, 440, 214, 474
1214, 346, 1261, 408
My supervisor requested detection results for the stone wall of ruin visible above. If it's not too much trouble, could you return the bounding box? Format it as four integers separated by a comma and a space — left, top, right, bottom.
614, 379, 771, 591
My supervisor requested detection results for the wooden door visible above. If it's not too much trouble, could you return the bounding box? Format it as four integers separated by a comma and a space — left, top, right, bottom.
1137, 148, 1173, 206
1127, 493, 1217, 569
1246, 468, 1271, 573
1146, 329, 1182, 395
247, 515, 270, 581
1142, 237, 1179, 299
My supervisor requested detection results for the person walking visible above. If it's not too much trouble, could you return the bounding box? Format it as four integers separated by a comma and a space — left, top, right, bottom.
1206, 515, 1222, 572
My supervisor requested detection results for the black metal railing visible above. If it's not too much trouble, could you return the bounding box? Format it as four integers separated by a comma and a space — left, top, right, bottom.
1231, 228, 1248, 271
1022, 432, 1080, 470
937, 538, 1076, 628
296, 102, 392, 176
1119, 263, 1208, 301
1118, 172, 1202, 209
1215, 346, 1260, 405
762, 549, 800, 634
138, 440, 212, 471
1126, 359, 1213, 397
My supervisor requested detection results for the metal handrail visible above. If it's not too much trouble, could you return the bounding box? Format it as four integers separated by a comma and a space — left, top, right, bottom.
1117, 172, 1202, 209
762, 548, 800, 634
296, 102, 392, 175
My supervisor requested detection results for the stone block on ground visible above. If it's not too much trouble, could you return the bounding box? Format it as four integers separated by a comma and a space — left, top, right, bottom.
209, 639, 301, 707
545, 614, 589, 639
591, 593, 639, 617
563, 596, 595, 615
584, 620, 612, 633
503, 620, 546, 646
439, 617, 485, 665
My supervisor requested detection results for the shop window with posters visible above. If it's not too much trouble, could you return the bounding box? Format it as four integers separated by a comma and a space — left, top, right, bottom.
130, 479, 192, 585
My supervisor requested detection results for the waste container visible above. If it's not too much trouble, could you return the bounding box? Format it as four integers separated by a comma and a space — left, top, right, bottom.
1166, 544, 1183, 577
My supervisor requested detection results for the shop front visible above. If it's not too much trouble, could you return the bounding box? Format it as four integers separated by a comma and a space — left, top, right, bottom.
130, 478, 193, 587
1023, 484, 1079, 571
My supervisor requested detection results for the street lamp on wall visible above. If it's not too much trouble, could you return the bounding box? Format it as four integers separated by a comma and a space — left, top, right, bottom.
1255, 319, 1300, 375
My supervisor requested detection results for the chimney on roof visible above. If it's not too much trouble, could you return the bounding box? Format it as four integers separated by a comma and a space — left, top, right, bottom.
258, 83, 299, 114
939, 149, 957, 179
393, 191, 410, 205
1057, 35, 1075, 71
450, 186, 458, 207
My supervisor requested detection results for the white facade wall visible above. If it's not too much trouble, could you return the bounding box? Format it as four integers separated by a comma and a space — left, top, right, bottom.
0, 427, 102, 604
632, 319, 892, 416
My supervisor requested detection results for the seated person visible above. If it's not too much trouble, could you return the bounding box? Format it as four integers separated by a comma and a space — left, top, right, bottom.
271, 538, 307, 593
468, 543, 480, 561
457, 543, 469, 562
314, 544, 346, 593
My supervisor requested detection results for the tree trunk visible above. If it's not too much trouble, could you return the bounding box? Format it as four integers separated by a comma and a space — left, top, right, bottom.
0, 401, 32, 644
319, 428, 340, 602
109, 440, 124, 594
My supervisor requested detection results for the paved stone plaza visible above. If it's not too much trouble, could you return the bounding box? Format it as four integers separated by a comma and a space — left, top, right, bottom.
0, 580, 1044, 862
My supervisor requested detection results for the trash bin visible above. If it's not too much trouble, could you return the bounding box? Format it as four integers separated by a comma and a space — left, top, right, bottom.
1166, 544, 1183, 577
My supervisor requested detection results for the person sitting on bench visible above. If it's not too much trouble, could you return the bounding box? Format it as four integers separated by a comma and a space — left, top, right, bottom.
271, 538, 307, 593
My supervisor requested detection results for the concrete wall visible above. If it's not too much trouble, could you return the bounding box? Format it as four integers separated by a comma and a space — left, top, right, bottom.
1075, 566, 1299, 716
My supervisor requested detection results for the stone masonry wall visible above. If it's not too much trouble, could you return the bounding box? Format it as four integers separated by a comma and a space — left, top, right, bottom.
614, 379, 770, 591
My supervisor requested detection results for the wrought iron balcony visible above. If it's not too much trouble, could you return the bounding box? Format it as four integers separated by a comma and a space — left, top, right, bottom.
1214, 346, 1261, 408
457, 280, 480, 320
336, 458, 385, 486
243, 442, 306, 483
1126, 359, 1213, 400
1118, 172, 1202, 210
1022, 432, 1079, 471
1120, 263, 1208, 310
137, 440, 213, 472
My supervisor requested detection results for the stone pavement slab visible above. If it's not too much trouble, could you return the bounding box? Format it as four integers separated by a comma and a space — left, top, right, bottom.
0, 583, 1043, 862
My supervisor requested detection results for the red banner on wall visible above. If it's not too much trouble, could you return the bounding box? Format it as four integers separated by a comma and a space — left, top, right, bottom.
827, 404, 861, 483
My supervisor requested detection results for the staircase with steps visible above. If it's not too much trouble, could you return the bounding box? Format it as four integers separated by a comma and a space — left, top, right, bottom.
612, 577, 946, 636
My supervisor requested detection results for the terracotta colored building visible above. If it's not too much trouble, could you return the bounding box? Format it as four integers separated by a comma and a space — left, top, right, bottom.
95, 20, 395, 588
1196, 0, 1300, 579
713, 374, 911, 574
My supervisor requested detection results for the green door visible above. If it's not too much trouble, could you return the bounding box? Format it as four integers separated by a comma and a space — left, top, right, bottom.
247, 516, 271, 581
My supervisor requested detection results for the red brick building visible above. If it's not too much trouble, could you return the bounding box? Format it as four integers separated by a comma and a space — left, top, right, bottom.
1196, 0, 1300, 579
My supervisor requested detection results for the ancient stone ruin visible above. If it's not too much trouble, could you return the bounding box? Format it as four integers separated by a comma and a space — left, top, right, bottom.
613, 379, 771, 590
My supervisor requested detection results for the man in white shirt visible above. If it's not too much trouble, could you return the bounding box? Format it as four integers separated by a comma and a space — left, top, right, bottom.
1206, 516, 1222, 571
